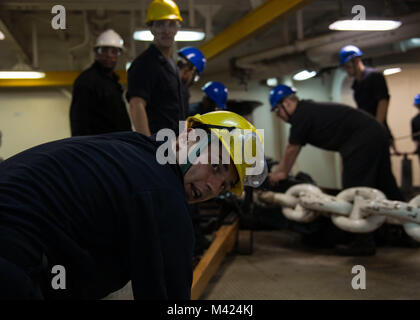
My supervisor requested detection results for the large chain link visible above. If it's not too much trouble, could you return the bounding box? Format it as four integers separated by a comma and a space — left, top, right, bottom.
258, 184, 322, 223
257, 184, 420, 242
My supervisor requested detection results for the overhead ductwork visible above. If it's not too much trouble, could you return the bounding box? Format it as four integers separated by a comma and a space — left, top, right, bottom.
68, 11, 90, 69
235, 12, 420, 79
199, 0, 312, 61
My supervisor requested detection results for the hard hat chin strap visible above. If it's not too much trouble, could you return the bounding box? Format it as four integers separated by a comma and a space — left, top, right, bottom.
180, 134, 212, 176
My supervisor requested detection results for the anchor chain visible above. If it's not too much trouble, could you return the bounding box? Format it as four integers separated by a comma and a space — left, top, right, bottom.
258, 184, 420, 242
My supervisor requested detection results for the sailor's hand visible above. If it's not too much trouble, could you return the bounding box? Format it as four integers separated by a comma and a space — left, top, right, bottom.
268, 171, 288, 185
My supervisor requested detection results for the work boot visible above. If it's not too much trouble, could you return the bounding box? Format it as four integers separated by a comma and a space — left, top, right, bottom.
334, 233, 376, 256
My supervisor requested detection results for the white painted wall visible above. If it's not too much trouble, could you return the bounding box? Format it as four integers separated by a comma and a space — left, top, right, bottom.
0, 88, 72, 160
386, 64, 420, 186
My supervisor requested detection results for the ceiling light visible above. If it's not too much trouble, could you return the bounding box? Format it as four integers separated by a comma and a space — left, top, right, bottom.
0, 71, 46, 79
133, 30, 154, 41
383, 67, 401, 76
133, 29, 206, 42
0, 31, 5, 40
266, 78, 278, 87
293, 70, 317, 81
410, 38, 420, 45
329, 20, 401, 31
175, 30, 206, 42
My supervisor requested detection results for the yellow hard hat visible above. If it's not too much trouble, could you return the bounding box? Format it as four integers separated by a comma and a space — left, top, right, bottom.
146, 0, 183, 24
186, 111, 267, 196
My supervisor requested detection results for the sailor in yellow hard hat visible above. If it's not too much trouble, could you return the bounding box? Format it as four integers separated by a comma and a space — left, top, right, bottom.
145, 0, 182, 48
0, 110, 266, 300
179, 111, 268, 200
146, 0, 183, 24
126, 0, 185, 136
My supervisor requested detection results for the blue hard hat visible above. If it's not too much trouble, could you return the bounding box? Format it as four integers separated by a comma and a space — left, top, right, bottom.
414, 94, 420, 106
339, 45, 363, 65
269, 84, 296, 110
202, 81, 228, 109
178, 46, 206, 75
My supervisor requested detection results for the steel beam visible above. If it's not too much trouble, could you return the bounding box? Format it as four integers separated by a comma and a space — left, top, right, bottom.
0, 18, 31, 64
199, 0, 312, 61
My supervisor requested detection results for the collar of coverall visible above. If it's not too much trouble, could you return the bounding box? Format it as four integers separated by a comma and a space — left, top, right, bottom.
93, 60, 119, 81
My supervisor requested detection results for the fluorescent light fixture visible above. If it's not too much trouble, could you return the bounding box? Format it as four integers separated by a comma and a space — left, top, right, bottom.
329, 20, 401, 31
0, 31, 5, 40
0, 71, 46, 79
293, 70, 317, 81
133, 29, 206, 42
134, 30, 154, 41
383, 67, 401, 76
175, 30, 205, 41
410, 38, 420, 45
266, 78, 278, 87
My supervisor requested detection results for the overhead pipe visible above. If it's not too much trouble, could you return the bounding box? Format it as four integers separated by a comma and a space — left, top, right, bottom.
188, 0, 195, 27
241, 53, 309, 80
67, 11, 89, 69
249, 0, 263, 9
236, 30, 361, 70
69, 11, 90, 53
32, 20, 39, 69
139, 0, 147, 52
196, 4, 221, 40
203, 8, 213, 39
0, 18, 31, 64
307, 16, 420, 66
236, 11, 420, 71
296, 9, 303, 40
130, 10, 136, 60
140, 0, 146, 24
199, 0, 312, 61
282, 18, 289, 45
91, 8, 112, 31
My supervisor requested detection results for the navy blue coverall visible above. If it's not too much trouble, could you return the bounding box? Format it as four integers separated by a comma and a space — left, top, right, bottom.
0, 132, 194, 299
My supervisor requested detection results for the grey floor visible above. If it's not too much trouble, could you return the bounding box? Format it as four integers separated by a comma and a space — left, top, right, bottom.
104, 230, 420, 300
201, 230, 420, 300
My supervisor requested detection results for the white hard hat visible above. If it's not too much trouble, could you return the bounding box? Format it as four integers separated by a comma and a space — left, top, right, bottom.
95, 29, 125, 50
